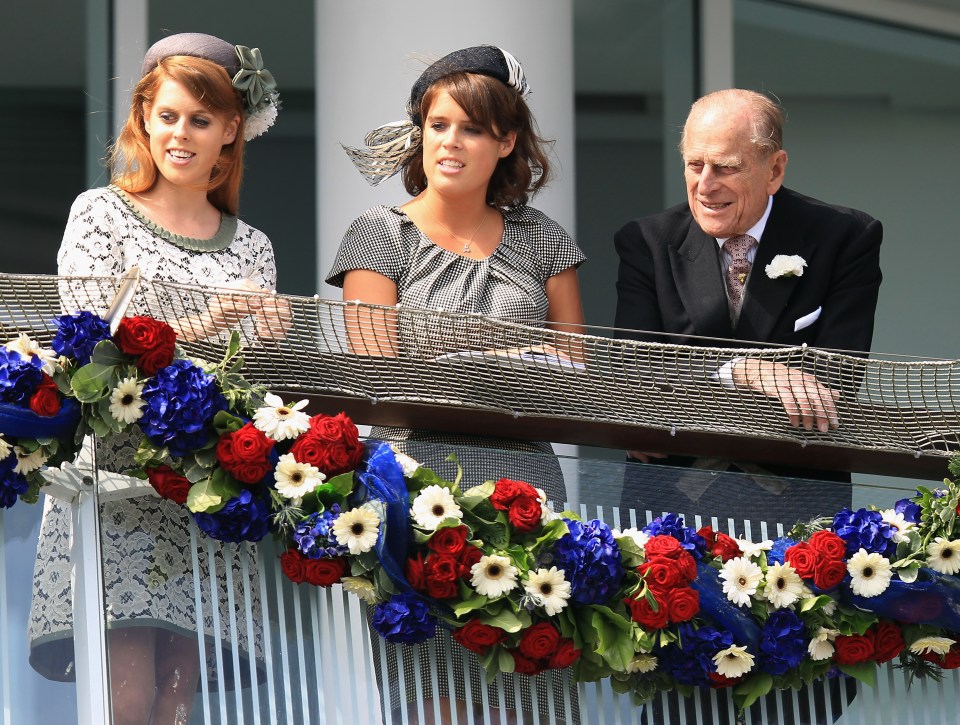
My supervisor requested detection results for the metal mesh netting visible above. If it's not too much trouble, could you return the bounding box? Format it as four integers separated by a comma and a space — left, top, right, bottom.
2, 273, 957, 459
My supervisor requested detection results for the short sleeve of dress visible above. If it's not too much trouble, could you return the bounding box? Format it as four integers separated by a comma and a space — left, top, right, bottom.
237, 220, 277, 290
57, 189, 126, 277
325, 206, 409, 289
513, 206, 586, 279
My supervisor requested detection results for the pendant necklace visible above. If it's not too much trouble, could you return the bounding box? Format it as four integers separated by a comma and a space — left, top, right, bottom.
420, 197, 489, 254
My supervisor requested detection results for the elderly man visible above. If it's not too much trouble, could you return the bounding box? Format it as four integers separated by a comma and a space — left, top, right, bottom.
615, 89, 882, 724
615, 88, 882, 475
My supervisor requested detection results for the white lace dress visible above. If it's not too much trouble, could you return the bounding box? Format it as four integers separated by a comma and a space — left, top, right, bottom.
29, 186, 275, 687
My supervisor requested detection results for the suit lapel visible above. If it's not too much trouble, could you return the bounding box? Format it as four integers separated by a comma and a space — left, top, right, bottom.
669, 225, 734, 340
737, 190, 817, 342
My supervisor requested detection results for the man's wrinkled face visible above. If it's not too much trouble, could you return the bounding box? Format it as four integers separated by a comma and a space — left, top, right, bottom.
682, 105, 787, 238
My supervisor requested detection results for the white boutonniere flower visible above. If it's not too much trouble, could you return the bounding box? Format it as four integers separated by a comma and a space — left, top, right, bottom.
766, 254, 807, 279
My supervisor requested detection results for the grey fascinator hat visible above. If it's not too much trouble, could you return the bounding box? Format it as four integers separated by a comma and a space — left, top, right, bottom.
140, 32, 280, 141
343, 45, 530, 186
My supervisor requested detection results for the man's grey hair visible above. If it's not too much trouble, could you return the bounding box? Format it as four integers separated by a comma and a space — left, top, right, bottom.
680, 88, 784, 157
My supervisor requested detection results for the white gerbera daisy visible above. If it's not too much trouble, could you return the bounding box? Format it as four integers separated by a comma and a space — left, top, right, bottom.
108, 377, 146, 424
880, 509, 916, 544
411, 485, 463, 530
808, 628, 839, 661
390, 447, 421, 477
524, 567, 572, 616
735, 538, 773, 560
926, 537, 960, 575
613, 527, 651, 551
719, 557, 763, 607
847, 548, 892, 597
0, 435, 11, 461
713, 645, 755, 678
909, 636, 956, 656
253, 393, 310, 441
332, 507, 380, 555
763, 561, 804, 608
471, 554, 518, 598
14, 445, 48, 475
626, 654, 658, 674
342, 576, 381, 604
273, 453, 324, 499
6, 333, 58, 374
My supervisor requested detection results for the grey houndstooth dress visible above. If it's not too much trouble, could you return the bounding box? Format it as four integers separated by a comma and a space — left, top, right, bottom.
327, 203, 586, 722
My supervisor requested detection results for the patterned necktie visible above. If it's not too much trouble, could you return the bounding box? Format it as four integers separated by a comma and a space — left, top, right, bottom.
723, 234, 757, 321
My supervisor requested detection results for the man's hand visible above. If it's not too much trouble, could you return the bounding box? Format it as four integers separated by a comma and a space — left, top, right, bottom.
732, 358, 840, 433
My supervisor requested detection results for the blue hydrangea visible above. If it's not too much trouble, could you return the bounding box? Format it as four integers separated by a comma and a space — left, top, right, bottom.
372, 592, 437, 645
51, 311, 111, 365
551, 518, 623, 606
293, 506, 348, 559
642, 513, 707, 559
659, 623, 733, 686
767, 536, 798, 566
0, 347, 43, 406
0, 451, 28, 508
832, 507, 896, 557
757, 609, 807, 676
894, 497, 921, 523
192, 489, 272, 543
138, 359, 226, 457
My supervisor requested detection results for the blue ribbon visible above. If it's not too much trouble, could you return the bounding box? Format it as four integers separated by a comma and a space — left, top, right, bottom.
0, 398, 81, 440
841, 568, 960, 631
353, 440, 415, 594
693, 561, 762, 650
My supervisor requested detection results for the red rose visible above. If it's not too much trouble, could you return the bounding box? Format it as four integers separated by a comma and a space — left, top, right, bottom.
280, 549, 307, 583
698, 526, 741, 562
309, 411, 357, 442
548, 639, 581, 669
406, 553, 427, 591
290, 430, 363, 478
665, 586, 700, 623
638, 559, 684, 590
429, 525, 468, 556
304, 557, 347, 587
871, 621, 905, 664
426, 577, 459, 600
29, 374, 61, 417
675, 550, 698, 582
458, 544, 484, 578
644, 535, 683, 559
509, 649, 543, 676
490, 478, 538, 510
785, 542, 817, 578
518, 621, 561, 660
808, 531, 847, 561
115, 316, 176, 375
834, 633, 875, 665
625, 593, 669, 630
452, 619, 507, 654
426, 554, 460, 583
708, 672, 741, 688
147, 465, 191, 504
507, 496, 542, 532
812, 558, 847, 590
941, 645, 960, 669
216, 423, 274, 484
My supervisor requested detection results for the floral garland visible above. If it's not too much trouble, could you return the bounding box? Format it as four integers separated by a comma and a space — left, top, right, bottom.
2, 312, 960, 710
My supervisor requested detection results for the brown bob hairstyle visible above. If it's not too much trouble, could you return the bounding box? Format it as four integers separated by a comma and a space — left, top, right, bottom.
401, 72, 552, 208
110, 55, 246, 215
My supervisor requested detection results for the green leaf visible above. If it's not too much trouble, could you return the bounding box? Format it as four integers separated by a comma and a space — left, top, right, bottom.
213, 409, 246, 435
187, 478, 223, 513
838, 662, 876, 687
735, 673, 773, 709
70, 363, 118, 402
90, 339, 127, 366
591, 606, 635, 672
479, 608, 525, 634
453, 593, 489, 617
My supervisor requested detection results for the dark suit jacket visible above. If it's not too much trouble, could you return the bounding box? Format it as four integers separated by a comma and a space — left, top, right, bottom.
614, 186, 882, 487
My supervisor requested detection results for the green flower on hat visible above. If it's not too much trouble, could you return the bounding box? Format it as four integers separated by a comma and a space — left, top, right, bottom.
232, 45, 280, 140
